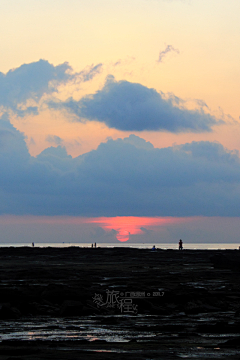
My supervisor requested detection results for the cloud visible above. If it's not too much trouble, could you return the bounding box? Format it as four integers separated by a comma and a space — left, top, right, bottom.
157, 44, 180, 63
90, 226, 118, 242
78, 63, 103, 82
15, 106, 39, 118
49, 76, 221, 133
0, 113, 30, 162
36, 145, 74, 173
28, 137, 36, 145
0, 60, 102, 115
1, 120, 240, 217
140, 227, 154, 234
46, 135, 63, 145
0, 60, 71, 110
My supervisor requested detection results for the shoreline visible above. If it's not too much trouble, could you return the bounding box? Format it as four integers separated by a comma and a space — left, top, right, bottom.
0, 243, 240, 250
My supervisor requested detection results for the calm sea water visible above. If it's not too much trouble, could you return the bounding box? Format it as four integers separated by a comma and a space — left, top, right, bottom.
0, 243, 240, 250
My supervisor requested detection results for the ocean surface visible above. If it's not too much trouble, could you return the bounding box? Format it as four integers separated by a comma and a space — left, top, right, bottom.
0, 242, 240, 250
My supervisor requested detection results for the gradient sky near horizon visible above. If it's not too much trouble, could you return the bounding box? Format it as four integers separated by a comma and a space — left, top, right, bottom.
1, 0, 240, 244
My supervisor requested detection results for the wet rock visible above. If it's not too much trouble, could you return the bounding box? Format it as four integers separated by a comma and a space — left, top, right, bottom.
60, 300, 83, 316
0, 288, 26, 303
74, 339, 89, 344
197, 321, 228, 333
178, 332, 199, 338
136, 299, 170, 315
31, 302, 59, 316
41, 284, 81, 304
100, 316, 119, 325
15, 301, 38, 316
0, 303, 21, 319
235, 308, 240, 317
184, 300, 220, 314
218, 337, 240, 347
91, 339, 107, 343
210, 254, 240, 270
65, 325, 83, 330
230, 321, 240, 333
0, 342, 40, 356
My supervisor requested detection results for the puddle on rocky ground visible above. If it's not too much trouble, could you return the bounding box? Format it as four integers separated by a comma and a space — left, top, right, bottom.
0, 316, 161, 342
1, 313, 239, 360
178, 348, 240, 358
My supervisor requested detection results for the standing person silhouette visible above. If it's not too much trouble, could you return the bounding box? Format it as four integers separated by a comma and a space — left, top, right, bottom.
179, 239, 183, 250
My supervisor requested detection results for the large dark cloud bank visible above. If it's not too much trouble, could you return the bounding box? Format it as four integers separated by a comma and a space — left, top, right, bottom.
0, 115, 239, 217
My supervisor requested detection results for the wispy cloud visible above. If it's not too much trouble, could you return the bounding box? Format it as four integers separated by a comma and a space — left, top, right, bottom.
157, 44, 180, 63
46, 135, 63, 146
78, 63, 103, 83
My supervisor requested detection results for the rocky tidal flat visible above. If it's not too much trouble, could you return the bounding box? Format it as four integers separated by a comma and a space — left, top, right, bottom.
0, 247, 240, 359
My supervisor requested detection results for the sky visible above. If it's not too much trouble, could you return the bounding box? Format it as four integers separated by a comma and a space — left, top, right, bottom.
0, 0, 240, 244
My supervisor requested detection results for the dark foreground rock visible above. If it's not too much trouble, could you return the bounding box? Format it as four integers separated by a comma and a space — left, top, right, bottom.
0, 247, 240, 359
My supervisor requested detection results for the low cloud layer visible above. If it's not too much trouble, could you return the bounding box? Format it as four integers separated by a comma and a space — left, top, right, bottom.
0, 116, 240, 217
0, 60, 102, 116
50, 76, 221, 132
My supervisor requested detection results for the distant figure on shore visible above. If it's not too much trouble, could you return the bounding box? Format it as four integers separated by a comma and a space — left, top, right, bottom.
91, 243, 93, 248
152, 245, 156, 251
179, 239, 183, 250
32, 242, 34, 247
94, 243, 96, 248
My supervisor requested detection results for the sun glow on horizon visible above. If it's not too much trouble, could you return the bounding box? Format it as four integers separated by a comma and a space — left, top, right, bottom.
89, 216, 187, 242
0, 215, 239, 244
0, 215, 190, 242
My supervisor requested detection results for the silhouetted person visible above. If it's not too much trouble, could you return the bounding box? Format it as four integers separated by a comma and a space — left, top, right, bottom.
32, 242, 34, 247
91, 243, 93, 248
152, 245, 156, 251
94, 243, 96, 248
179, 239, 183, 250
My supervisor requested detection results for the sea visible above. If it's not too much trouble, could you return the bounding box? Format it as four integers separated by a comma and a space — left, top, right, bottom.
0, 243, 240, 250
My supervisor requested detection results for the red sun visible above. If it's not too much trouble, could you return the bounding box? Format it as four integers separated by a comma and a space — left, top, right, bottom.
116, 230, 129, 242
